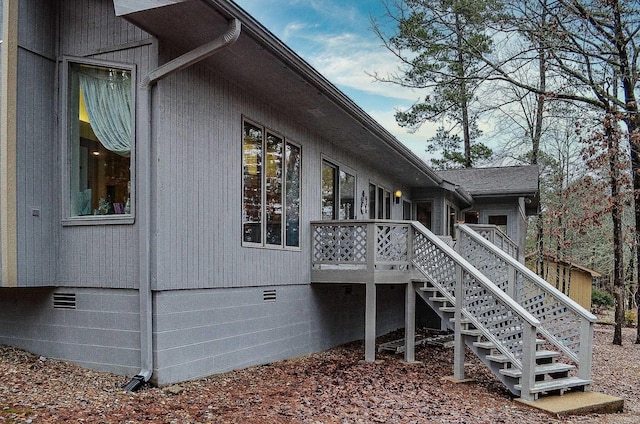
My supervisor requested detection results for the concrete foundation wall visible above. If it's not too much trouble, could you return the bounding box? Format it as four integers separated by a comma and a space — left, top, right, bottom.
0, 283, 405, 386
0, 287, 140, 376
153, 284, 405, 385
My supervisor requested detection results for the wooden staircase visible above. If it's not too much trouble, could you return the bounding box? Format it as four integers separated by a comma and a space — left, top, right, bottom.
309, 219, 597, 403
416, 278, 592, 400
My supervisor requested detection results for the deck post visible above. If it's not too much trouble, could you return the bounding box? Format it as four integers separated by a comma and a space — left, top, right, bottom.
365, 281, 377, 362
453, 263, 465, 380
404, 281, 416, 363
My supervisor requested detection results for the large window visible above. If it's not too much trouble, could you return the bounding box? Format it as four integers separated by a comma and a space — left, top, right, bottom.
64, 59, 134, 223
242, 120, 301, 248
322, 160, 355, 220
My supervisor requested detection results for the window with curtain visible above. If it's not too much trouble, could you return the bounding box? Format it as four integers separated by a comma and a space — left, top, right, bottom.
242, 119, 301, 248
66, 61, 133, 220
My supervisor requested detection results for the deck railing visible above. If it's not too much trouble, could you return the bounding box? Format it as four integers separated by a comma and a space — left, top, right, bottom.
410, 222, 540, 384
311, 220, 541, 398
311, 221, 411, 272
465, 224, 519, 260
456, 223, 597, 380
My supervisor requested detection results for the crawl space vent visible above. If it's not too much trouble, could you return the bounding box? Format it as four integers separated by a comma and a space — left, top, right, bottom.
263, 289, 277, 302
53, 293, 76, 310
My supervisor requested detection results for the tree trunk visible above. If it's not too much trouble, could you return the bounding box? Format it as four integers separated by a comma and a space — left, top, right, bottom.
454, 11, 472, 168
636, 289, 640, 344
606, 113, 625, 346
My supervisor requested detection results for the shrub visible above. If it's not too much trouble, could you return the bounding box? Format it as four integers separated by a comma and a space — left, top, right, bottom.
592, 288, 614, 309
625, 310, 637, 327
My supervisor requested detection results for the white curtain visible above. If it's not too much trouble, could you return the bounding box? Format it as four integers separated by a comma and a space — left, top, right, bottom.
78, 68, 132, 157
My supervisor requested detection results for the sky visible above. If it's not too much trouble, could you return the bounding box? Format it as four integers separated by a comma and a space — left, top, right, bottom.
234, 0, 438, 162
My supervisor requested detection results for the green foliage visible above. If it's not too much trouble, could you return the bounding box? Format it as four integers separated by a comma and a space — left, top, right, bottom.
427, 126, 493, 169
376, 0, 501, 167
592, 288, 614, 309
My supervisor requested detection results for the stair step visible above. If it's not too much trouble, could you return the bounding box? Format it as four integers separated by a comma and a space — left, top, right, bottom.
487, 350, 560, 364
460, 328, 482, 337
429, 296, 449, 303
439, 306, 455, 312
499, 363, 575, 378
418, 286, 439, 293
514, 376, 592, 395
474, 338, 545, 350
449, 317, 472, 324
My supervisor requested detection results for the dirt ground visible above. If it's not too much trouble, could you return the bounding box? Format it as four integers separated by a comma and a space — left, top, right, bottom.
1, 323, 638, 423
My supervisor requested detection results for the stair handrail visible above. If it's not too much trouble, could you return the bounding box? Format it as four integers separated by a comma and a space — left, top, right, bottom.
410, 221, 540, 371
464, 224, 518, 259
456, 223, 596, 379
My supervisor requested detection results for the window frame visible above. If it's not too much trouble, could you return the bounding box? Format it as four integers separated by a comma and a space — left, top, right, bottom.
241, 117, 302, 250
446, 202, 458, 238
368, 181, 391, 220
321, 157, 356, 221
60, 56, 136, 226
414, 200, 433, 230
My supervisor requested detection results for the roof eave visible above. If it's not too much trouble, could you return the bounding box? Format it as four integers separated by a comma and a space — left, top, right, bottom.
197, 0, 445, 187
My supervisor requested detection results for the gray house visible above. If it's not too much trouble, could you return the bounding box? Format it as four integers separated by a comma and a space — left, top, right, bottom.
0, 0, 595, 401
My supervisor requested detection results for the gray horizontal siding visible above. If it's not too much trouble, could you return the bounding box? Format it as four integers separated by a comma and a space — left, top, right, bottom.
59, 0, 151, 57
153, 62, 411, 291
16, 49, 57, 286
15, 1, 57, 287
54, 0, 156, 289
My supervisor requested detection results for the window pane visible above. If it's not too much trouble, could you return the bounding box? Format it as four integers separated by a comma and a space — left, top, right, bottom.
464, 211, 479, 224
384, 190, 391, 219
265, 132, 283, 245
416, 201, 432, 230
403, 200, 411, 220
285, 143, 301, 247
69, 63, 132, 217
377, 187, 384, 219
369, 183, 376, 219
339, 170, 355, 219
448, 205, 457, 237
321, 162, 336, 220
243, 122, 263, 243
488, 215, 508, 234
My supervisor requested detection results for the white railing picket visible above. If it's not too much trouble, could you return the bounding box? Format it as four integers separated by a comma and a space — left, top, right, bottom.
311, 220, 544, 400
457, 223, 596, 379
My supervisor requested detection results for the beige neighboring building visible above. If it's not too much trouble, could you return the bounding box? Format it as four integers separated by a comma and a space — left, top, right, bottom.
526, 254, 601, 310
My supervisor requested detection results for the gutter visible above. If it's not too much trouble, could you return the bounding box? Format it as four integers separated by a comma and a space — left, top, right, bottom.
124, 17, 241, 392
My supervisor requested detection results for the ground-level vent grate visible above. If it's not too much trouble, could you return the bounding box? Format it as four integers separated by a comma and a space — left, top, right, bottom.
53, 293, 76, 309
263, 289, 277, 302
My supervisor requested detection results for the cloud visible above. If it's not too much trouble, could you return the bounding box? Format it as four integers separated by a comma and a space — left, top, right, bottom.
302, 33, 423, 102
368, 108, 438, 163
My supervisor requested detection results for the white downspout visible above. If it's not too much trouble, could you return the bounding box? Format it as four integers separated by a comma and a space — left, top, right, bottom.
125, 18, 241, 391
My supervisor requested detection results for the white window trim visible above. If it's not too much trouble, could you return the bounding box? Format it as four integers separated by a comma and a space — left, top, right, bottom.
321, 156, 357, 221
368, 180, 391, 220
60, 56, 136, 226
241, 117, 302, 251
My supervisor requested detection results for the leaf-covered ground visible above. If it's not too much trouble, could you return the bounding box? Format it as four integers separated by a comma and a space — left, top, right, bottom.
1, 323, 638, 423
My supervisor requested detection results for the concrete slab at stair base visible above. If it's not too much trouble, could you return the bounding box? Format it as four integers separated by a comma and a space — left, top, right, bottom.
516, 392, 624, 416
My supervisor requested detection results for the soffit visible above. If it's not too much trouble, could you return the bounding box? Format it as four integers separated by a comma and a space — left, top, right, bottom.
119, 0, 442, 188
